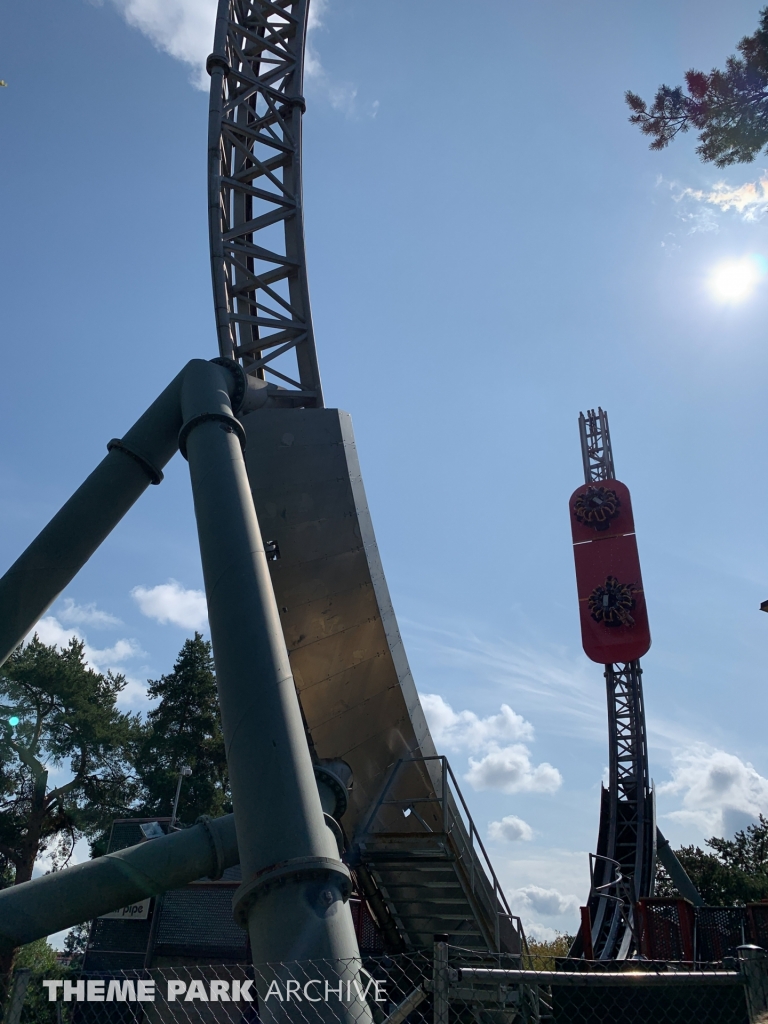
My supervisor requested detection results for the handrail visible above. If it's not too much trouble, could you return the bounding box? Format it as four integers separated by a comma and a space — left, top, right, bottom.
359, 754, 524, 946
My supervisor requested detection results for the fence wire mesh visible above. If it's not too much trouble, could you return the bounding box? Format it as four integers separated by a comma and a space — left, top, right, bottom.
9, 945, 768, 1024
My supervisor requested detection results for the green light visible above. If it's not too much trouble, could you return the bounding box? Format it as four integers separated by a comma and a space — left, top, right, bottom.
8, 716, 19, 727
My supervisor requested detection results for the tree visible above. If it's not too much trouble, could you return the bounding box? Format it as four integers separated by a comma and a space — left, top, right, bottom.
626, 8, 768, 166
0, 637, 138, 978
135, 634, 229, 825
524, 933, 575, 970
656, 816, 768, 905
0, 637, 139, 886
62, 922, 89, 968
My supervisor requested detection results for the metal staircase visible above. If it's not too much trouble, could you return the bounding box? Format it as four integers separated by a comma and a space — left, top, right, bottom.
352, 756, 525, 954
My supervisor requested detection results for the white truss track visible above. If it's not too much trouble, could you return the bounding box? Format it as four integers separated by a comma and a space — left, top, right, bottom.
208, 0, 323, 406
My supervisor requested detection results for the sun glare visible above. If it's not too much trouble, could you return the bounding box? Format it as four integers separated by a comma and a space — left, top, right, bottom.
708, 256, 766, 303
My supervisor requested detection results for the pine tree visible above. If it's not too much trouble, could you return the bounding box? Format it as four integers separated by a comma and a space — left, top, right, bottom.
0, 637, 138, 885
0, 636, 139, 978
626, 8, 768, 166
136, 634, 229, 825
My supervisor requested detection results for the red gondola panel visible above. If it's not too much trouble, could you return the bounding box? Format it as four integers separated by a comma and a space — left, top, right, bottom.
569, 479, 651, 664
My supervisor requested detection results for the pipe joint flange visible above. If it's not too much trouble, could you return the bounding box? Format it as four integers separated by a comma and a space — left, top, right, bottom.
232, 856, 351, 928
107, 438, 164, 485
206, 53, 231, 76
196, 814, 225, 881
210, 357, 247, 414
314, 764, 350, 820
178, 412, 246, 460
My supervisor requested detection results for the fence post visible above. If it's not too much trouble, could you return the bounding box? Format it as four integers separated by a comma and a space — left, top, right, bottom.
433, 934, 450, 1024
2, 968, 31, 1024
739, 945, 768, 1024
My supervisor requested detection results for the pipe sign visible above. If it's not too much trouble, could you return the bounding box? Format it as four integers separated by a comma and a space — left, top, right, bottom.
99, 900, 150, 920
569, 479, 651, 664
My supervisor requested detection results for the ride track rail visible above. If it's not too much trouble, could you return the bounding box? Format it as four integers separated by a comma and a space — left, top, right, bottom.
572, 409, 656, 961
208, 0, 323, 407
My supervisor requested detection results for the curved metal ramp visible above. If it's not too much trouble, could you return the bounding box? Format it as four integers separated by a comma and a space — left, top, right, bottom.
243, 408, 522, 953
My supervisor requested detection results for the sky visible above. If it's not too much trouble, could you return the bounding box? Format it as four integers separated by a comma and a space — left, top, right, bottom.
2, 0, 768, 943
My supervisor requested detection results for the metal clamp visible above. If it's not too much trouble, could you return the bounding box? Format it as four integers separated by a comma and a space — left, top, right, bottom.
106, 438, 163, 485
177, 412, 246, 460
210, 357, 247, 414
283, 95, 307, 114
206, 53, 231, 76
196, 815, 225, 881
232, 856, 351, 928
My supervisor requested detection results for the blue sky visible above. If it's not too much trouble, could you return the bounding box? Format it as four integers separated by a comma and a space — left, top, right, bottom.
3, 0, 768, 941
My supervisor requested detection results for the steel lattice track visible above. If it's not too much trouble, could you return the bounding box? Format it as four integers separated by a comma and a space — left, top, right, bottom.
575, 410, 656, 961
208, 0, 323, 406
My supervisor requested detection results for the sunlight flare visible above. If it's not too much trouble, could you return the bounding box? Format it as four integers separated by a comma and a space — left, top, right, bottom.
708, 255, 767, 302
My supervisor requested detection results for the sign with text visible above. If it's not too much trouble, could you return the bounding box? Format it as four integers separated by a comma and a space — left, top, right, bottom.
99, 900, 150, 920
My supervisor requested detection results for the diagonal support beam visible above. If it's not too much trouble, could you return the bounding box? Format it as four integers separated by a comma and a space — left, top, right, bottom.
0, 814, 238, 953
0, 369, 186, 669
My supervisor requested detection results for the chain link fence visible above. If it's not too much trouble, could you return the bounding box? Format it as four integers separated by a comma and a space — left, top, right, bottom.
5, 944, 768, 1024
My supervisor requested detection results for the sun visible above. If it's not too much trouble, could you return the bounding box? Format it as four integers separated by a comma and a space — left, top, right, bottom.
708, 256, 764, 302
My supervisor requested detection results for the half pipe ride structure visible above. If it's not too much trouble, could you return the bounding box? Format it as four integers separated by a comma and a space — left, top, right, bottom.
0, 0, 523, 1006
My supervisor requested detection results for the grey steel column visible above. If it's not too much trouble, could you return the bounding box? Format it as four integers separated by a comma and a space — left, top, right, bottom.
0, 370, 185, 668
180, 361, 368, 1022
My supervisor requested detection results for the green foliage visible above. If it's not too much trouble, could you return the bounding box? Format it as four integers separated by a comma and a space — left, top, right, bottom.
656, 816, 768, 905
2, 940, 69, 1024
0, 637, 140, 884
135, 633, 229, 826
62, 922, 89, 968
523, 933, 575, 969
14, 937, 58, 973
626, 7, 768, 166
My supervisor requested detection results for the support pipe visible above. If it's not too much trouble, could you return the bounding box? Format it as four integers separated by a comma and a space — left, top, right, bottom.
0, 815, 238, 953
0, 370, 186, 668
180, 361, 368, 1023
0, 359, 367, 1020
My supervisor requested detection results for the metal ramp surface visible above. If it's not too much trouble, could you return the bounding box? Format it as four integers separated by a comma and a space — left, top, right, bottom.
242, 410, 523, 953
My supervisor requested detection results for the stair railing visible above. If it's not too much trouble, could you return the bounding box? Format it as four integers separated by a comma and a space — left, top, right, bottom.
359, 754, 526, 954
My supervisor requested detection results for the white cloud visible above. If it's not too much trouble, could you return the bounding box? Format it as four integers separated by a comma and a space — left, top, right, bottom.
108, 0, 216, 88
659, 744, 768, 837
57, 598, 122, 628
420, 692, 561, 795
488, 815, 534, 843
105, 0, 361, 110
31, 615, 83, 651
512, 885, 580, 918
421, 693, 533, 751
677, 177, 768, 221
31, 617, 143, 674
466, 744, 562, 795
657, 173, 768, 234
131, 579, 208, 630
26, 617, 147, 706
